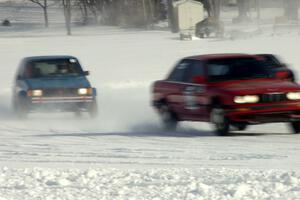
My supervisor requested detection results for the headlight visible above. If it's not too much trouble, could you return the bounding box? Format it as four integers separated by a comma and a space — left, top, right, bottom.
234, 95, 259, 104
28, 89, 43, 97
78, 88, 88, 95
287, 92, 300, 100
78, 88, 93, 95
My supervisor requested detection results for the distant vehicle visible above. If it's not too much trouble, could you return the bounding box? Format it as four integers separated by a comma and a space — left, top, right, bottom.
195, 17, 224, 38
152, 53, 300, 136
13, 56, 97, 117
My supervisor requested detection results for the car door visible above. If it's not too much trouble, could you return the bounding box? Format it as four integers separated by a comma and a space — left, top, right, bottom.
164, 59, 193, 118
181, 60, 209, 120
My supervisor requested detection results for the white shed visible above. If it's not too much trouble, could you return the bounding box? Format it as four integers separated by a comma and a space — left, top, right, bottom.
173, 0, 204, 32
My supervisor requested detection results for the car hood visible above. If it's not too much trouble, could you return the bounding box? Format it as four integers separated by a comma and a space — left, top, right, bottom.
26, 76, 91, 89
215, 79, 300, 95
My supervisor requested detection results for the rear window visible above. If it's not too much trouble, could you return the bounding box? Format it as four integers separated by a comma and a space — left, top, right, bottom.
24, 58, 84, 78
259, 55, 282, 68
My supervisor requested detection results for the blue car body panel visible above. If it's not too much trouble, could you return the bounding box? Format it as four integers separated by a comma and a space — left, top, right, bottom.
25, 76, 91, 90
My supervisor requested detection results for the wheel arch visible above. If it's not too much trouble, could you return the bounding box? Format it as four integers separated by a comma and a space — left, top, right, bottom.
210, 96, 223, 107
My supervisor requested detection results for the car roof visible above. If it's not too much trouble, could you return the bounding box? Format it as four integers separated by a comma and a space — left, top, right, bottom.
185, 53, 256, 61
22, 55, 78, 62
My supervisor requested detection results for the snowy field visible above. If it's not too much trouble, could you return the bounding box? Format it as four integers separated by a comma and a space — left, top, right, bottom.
0, 24, 300, 199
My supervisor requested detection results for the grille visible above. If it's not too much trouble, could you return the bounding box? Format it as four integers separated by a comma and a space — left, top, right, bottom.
43, 88, 78, 97
260, 93, 287, 103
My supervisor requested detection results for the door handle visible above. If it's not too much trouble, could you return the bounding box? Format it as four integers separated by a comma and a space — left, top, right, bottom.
184, 85, 204, 94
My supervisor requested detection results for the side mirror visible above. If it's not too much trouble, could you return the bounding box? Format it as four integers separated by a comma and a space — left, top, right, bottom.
192, 76, 206, 84
83, 71, 90, 76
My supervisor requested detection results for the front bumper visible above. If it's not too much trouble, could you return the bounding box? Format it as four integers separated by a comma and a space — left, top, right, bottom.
31, 96, 94, 104
27, 96, 96, 112
226, 101, 300, 124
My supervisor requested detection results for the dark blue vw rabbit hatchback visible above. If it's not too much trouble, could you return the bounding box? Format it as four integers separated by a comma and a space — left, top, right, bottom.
13, 56, 97, 117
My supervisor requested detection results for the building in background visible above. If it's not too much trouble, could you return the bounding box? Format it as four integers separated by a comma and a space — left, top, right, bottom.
173, 0, 204, 32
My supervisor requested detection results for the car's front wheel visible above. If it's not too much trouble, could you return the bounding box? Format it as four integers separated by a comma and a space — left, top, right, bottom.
159, 104, 178, 131
290, 122, 300, 134
210, 106, 230, 136
88, 100, 98, 118
13, 96, 29, 118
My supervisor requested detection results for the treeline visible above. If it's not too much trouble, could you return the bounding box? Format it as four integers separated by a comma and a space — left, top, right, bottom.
28, 0, 166, 28
75, 0, 166, 27
26, 0, 299, 35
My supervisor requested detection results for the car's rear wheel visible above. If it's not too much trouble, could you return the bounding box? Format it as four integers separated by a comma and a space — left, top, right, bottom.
159, 104, 178, 131
290, 122, 300, 134
210, 106, 230, 136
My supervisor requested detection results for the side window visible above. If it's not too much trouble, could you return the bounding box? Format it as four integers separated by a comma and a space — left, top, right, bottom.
167, 59, 192, 82
187, 60, 205, 83
16, 62, 25, 79
209, 64, 230, 76
22, 62, 33, 79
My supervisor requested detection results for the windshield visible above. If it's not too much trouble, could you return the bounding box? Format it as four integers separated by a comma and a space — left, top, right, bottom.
207, 57, 271, 82
25, 58, 84, 78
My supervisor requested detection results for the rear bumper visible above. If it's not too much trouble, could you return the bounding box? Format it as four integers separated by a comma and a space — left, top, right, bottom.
227, 102, 300, 124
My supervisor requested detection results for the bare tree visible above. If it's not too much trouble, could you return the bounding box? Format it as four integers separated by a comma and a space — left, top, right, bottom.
62, 0, 71, 35
207, 0, 221, 20
237, 0, 250, 19
196, 0, 221, 20
76, 0, 89, 24
28, 0, 56, 27
76, 0, 102, 24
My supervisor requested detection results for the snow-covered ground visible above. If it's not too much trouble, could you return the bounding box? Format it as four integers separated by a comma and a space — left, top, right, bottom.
0, 24, 300, 199
2, 168, 300, 200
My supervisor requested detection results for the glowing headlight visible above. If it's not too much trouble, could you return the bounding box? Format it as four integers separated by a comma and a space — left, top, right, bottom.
287, 92, 300, 100
234, 95, 259, 104
78, 88, 88, 95
31, 89, 43, 97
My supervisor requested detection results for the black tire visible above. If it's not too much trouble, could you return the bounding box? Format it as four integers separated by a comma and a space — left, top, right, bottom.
13, 98, 29, 118
159, 104, 178, 131
290, 122, 300, 134
88, 100, 98, 118
232, 123, 248, 131
210, 106, 230, 136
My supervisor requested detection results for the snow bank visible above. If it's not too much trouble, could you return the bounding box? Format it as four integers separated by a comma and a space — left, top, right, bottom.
0, 167, 300, 200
